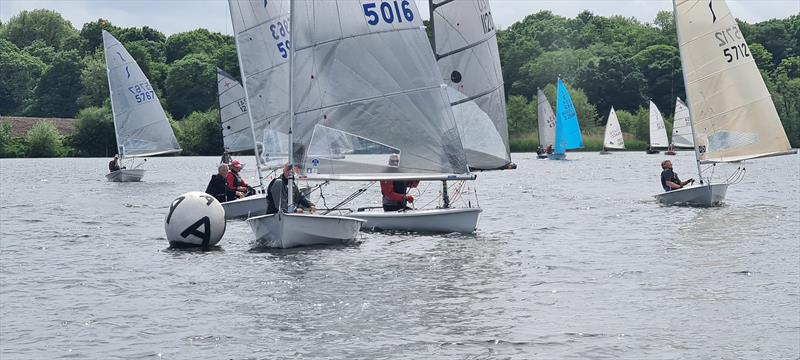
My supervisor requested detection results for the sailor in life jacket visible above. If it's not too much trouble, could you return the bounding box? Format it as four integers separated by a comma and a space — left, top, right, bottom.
266, 163, 315, 214
380, 154, 419, 212
227, 159, 255, 196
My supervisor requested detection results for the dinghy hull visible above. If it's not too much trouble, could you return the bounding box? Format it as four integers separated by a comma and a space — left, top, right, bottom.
654, 183, 728, 207
247, 212, 363, 249
222, 193, 267, 219
354, 208, 481, 234
548, 153, 567, 160
105, 169, 145, 182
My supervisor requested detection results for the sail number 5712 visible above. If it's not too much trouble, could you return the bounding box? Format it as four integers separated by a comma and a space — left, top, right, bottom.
363, 0, 414, 25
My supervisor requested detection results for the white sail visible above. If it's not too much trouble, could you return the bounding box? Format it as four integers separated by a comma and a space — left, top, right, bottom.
537, 88, 556, 148
674, 0, 793, 162
431, 0, 510, 170
228, 0, 291, 171
671, 97, 694, 148
102, 30, 180, 157
288, 0, 471, 181
603, 107, 625, 150
649, 100, 669, 148
216, 67, 253, 153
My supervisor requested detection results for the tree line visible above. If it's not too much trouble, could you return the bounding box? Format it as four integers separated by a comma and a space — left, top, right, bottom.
0, 9, 797, 157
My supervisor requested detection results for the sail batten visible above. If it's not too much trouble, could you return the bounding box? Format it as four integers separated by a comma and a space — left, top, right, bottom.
674, 0, 792, 163
102, 30, 181, 158
432, 0, 511, 170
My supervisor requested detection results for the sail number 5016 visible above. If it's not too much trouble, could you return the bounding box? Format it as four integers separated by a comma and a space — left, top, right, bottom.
363, 1, 414, 25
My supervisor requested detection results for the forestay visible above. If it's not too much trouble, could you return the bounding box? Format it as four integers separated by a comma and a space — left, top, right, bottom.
671, 97, 694, 148
103, 30, 181, 158
649, 100, 669, 148
537, 89, 556, 149
674, 0, 792, 162
228, 0, 291, 171
431, 0, 510, 170
289, 0, 471, 181
554, 79, 583, 154
216, 68, 253, 153
603, 107, 625, 150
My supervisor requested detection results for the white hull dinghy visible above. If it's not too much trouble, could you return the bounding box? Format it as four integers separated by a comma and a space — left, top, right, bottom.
247, 212, 363, 249
600, 107, 625, 154
654, 183, 728, 207
221, 193, 267, 219
355, 207, 481, 234
105, 168, 145, 182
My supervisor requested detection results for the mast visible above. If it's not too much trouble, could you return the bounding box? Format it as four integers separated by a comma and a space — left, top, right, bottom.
672, 0, 704, 184
428, 0, 436, 59
287, 0, 295, 211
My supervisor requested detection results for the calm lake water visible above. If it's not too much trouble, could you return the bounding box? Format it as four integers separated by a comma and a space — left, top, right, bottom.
1, 152, 798, 359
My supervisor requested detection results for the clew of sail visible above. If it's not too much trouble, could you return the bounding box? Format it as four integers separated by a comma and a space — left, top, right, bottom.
289, 0, 472, 181
103, 30, 181, 157
431, 0, 511, 170
649, 100, 670, 149
674, 0, 793, 163
216, 67, 253, 153
537, 88, 556, 149
228, 0, 291, 171
603, 107, 625, 150
671, 97, 694, 148
554, 79, 583, 154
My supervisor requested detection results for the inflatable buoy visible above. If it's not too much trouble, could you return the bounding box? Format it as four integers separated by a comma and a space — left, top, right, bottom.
164, 191, 226, 248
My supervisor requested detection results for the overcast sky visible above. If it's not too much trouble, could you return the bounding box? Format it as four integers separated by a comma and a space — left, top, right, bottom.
1, 0, 797, 36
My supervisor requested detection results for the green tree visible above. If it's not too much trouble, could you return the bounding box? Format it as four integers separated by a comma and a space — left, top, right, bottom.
77, 50, 109, 108
0, 122, 12, 157
0, 40, 47, 115
541, 82, 599, 132
632, 44, 683, 114
71, 105, 116, 156
26, 121, 63, 157
173, 109, 223, 155
580, 54, 647, 117
165, 54, 216, 119
506, 95, 535, 135
78, 19, 116, 56
512, 48, 594, 98
165, 29, 227, 63
25, 50, 83, 117
22, 39, 58, 64
1, 9, 78, 50
749, 43, 775, 71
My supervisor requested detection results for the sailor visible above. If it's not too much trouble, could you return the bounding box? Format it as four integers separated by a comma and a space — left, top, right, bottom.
220, 150, 232, 165
108, 154, 123, 172
546, 144, 554, 154
380, 154, 419, 212
205, 163, 244, 202
536, 145, 545, 157
266, 164, 315, 214
660, 160, 694, 191
227, 160, 255, 196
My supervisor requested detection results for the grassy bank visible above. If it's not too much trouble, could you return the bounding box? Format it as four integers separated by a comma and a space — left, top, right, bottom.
510, 133, 648, 152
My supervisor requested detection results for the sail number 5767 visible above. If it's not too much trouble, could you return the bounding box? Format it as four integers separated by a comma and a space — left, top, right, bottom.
363, 1, 414, 25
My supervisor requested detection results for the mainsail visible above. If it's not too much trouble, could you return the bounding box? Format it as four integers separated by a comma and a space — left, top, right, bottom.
431, 0, 511, 170
216, 67, 253, 153
648, 100, 669, 148
674, 0, 793, 162
288, 0, 471, 181
554, 79, 583, 154
228, 0, 291, 171
671, 97, 694, 148
537, 88, 556, 149
603, 107, 625, 150
102, 30, 180, 157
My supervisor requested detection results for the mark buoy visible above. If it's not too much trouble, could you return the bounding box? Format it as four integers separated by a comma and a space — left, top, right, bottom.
164, 192, 226, 248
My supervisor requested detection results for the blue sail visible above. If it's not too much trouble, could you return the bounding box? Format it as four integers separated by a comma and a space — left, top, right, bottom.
554, 79, 584, 154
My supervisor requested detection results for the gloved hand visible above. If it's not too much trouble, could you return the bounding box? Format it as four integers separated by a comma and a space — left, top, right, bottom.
405, 195, 414, 203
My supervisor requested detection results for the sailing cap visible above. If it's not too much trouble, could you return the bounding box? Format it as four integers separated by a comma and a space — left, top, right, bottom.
231, 160, 242, 169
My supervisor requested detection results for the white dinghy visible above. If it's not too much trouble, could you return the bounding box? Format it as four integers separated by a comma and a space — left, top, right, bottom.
655, 0, 795, 207
536, 88, 556, 159
600, 107, 625, 154
646, 100, 669, 154
670, 97, 694, 150
215, 67, 270, 219
229, 0, 364, 248
103, 30, 181, 182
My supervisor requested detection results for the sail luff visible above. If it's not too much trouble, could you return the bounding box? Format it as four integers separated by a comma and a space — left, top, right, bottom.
674, 0, 792, 163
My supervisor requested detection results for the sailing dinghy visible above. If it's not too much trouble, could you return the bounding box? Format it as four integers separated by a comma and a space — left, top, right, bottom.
655, 0, 795, 207
102, 30, 181, 182
600, 107, 625, 154
646, 100, 669, 154
536, 88, 556, 159
548, 79, 583, 160
665, 97, 693, 155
